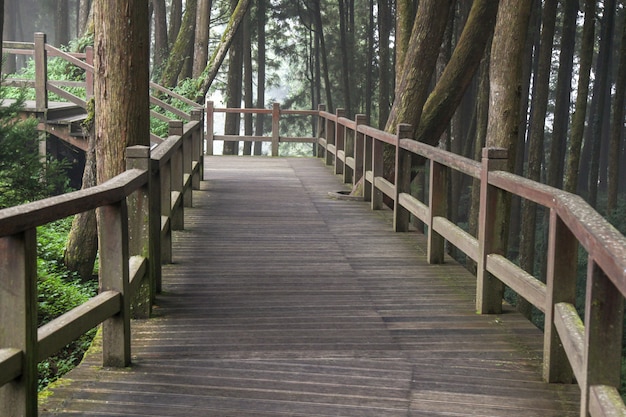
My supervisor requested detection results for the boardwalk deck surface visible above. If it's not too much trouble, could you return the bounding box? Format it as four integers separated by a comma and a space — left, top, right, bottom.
40, 156, 580, 416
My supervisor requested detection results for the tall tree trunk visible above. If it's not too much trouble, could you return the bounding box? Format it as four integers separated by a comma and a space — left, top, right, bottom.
193, 0, 212, 78
414, 0, 499, 146
56, 0, 69, 47
518, 0, 558, 317
160, 0, 197, 88
395, 0, 415, 96
547, 0, 577, 190
377, 0, 392, 129
587, 0, 616, 207
485, 0, 533, 288
607, 11, 626, 214
65, 129, 98, 281
564, 0, 596, 194
311, 0, 333, 112
169, 0, 183, 49
254, 0, 266, 155
194, 0, 251, 102
385, 0, 453, 134
365, 0, 374, 122
2, 0, 14, 73
94, 0, 150, 183
337, 0, 352, 116
78, 0, 92, 37
152, 0, 169, 77
242, 7, 253, 156
223, 0, 244, 155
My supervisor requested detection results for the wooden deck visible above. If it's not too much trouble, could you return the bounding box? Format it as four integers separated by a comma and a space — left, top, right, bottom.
40, 156, 580, 416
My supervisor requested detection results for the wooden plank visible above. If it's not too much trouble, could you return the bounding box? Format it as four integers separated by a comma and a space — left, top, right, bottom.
0, 348, 22, 387
39, 157, 580, 417
486, 254, 547, 312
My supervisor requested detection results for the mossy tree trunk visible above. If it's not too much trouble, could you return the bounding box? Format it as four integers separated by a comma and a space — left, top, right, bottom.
160, 0, 197, 88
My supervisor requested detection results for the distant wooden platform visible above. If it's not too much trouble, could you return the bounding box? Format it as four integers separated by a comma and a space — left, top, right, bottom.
40, 156, 580, 416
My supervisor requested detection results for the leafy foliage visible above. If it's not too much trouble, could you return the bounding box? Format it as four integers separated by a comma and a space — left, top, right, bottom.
0, 91, 70, 208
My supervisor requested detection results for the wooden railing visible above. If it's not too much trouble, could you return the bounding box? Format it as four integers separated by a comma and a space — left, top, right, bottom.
0, 114, 203, 416
317, 106, 626, 417
205, 101, 318, 156
2, 33, 203, 143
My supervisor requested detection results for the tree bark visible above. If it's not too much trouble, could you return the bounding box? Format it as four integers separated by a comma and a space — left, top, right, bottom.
394, 0, 415, 96
338, 0, 352, 116
193, 0, 212, 78
377, 0, 392, 129
242, 7, 253, 155
385, 0, 453, 135
78, 0, 92, 37
65, 128, 98, 281
606, 10, 626, 213
55, 0, 69, 47
254, 0, 266, 155
414, 0, 499, 146
94, 0, 151, 184
587, 0, 616, 207
152, 0, 169, 76
194, 0, 251, 102
223, 0, 244, 155
169, 0, 183, 49
160, 0, 197, 88
564, 0, 595, 194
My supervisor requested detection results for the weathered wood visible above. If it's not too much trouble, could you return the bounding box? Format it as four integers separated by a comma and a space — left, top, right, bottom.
271, 103, 280, 157
432, 216, 479, 262
428, 160, 447, 264
39, 157, 580, 416
34, 33, 48, 112
394, 124, 412, 232
544, 210, 576, 383
0, 349, 22, 387
554, 302, 585, 383
37, 291, 121, 361
0, 231, 38, 417
334, 108, 346, 176
485, 254, 547, 311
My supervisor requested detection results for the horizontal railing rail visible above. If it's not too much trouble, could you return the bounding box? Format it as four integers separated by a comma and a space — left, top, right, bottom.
205, 101, 318, 156
0, 113, 204, 416
317, 106, 626, 417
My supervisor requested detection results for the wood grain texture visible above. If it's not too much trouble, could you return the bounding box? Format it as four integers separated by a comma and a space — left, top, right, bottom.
39, 156, 579, 416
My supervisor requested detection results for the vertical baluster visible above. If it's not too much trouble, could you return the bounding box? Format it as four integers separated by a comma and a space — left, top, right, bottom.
191, 109, 204, 188
371, 136, 384, 210
363, 133, 372, 203
316, 104, 326, 159
427, 159, 447, 263
394, 124, 412, 232
100, 200, 131, 367
543, 209, 576, 383
0, 230, 38, 417
34, 33, 48, 113
271, 103, 280, 157
325, 114, 335, 167
353, 114, 367, 190
169, 120, 184, 230
126, 146, 152, 318
476, 147, 508, 314
206, 101, 214, 156
334, 108, 345, 176
580, 259, 624, 415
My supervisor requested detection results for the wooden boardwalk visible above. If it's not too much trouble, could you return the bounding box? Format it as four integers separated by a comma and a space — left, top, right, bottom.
40, 156, 580, 416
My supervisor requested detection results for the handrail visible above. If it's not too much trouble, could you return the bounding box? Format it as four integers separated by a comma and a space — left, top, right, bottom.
0, 115, 204, 416
205, 101, 318, 156
317, 107, 626, 417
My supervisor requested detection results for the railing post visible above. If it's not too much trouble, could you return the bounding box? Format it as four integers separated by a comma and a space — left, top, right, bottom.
353, 114, 367, 189
34, 32, 48, 113
363, 133, 372, 202
316, 104, 326, 159
206, 101, 214, 156
0, 231, 38, 417
85, 46, 94, 99
191, 109, 204, 187
394, 123, 413, 232
149, 154, 163, 293
325, 114, 335, 166
580, 259, 624, 415
543, 209, 576, 383
476, 147, 508, 314
169, 120, 185, 230
334, 108, 346, 176
99, 200, 131, 367
371, 137, 384, 210
126, 146, 152, 318
159, 153, 172, 265
181, 122, 193, 208
427, 159, 448, 263
271, 102, 280, 157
